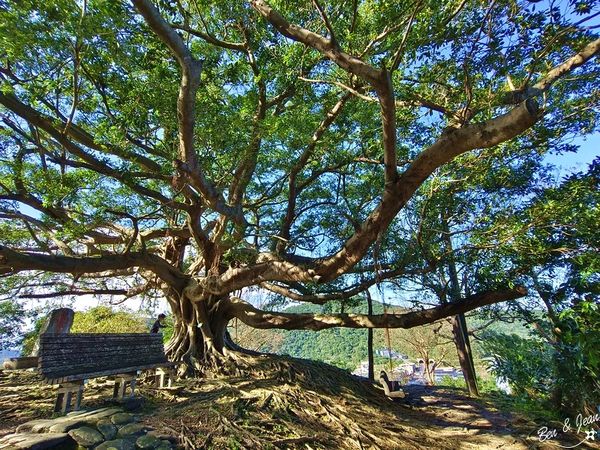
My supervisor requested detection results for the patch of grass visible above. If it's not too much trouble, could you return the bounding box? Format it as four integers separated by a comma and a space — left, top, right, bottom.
438, 375, 467, 389
484, 390, 560, 423
226, 436, 243, 449
437, 373, 560, 423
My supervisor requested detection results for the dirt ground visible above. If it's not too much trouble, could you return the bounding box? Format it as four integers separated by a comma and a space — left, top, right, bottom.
0, 355, 597, 450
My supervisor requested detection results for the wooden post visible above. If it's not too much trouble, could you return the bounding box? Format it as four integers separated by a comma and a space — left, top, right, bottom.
54, 392, 65, 414
75, 383, 84, 410
118, 380, 126, 399
155, 367, 173, 388
55, 381, 85, 414
63, 391, 73, 413
129, 378, 137, 397
114, 373, 138, 399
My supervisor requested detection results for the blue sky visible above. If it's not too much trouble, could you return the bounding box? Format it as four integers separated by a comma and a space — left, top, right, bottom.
548, 133, 600, 177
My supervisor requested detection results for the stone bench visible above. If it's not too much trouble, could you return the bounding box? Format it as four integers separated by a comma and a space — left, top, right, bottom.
38, 333, 177, 413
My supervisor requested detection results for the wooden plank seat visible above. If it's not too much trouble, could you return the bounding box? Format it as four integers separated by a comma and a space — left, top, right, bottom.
378, 371, 406, 399
38, 333, 177, 413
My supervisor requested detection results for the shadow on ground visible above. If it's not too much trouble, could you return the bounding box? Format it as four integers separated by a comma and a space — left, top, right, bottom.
0, 355, 596, 449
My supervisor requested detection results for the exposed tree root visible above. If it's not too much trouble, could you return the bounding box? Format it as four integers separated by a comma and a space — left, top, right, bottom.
144, 353, 539, 450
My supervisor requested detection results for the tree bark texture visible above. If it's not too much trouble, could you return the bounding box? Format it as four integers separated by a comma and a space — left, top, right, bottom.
451, 314, 479, 396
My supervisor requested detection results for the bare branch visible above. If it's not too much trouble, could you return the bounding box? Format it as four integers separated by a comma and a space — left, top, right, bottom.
20, 289, 128, 299
172, 23, 246, 51
299, 76, 374, 102
299, 76, 452, 116
504, 38, 600, 104
250, 0, 382, 85
132, 0, 244, 226
312, 0, 337, 46
131, 0, 196, 69
252, 0, 399, 186
534, 38, 600, 92
229, 27, 267, 206
260, 264, 435, 304
389, 1, 422, 72
277, 92, 352, 252
0, 92, 188, 210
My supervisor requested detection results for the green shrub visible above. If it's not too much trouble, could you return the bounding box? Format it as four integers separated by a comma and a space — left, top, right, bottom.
554, 299, 600, 414
480, 332, 554, 398
22, 306, 155, 355
481, 303, 600, 416
71, 306, 148, 334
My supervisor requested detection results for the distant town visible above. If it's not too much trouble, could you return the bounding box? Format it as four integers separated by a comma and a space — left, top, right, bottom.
351, 349, 463, 385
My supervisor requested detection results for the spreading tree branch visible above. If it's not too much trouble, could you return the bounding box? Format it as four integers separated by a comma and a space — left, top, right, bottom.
251, 0, 398, 184
0, 245, 187, 290
132, 0, 247, 228
250, 2, 600, 288
0, 93, 188, 210
313, 98, 541, 281
226, 287, 527, 330
276, 92, 352, 252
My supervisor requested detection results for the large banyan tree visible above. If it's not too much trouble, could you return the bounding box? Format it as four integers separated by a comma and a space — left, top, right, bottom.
1, 0, 598, 370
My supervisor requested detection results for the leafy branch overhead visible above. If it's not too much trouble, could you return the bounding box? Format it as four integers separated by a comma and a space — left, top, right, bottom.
0, 0, 598, 363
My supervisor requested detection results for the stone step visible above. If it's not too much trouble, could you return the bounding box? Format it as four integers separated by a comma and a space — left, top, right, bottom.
4, 407, 174, 450
16, 407, 123, 433
0, 432, 71, 450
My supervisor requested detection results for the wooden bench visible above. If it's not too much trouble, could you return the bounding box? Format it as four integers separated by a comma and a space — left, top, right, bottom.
379, 371, 406, 399
38, 333, 177, 413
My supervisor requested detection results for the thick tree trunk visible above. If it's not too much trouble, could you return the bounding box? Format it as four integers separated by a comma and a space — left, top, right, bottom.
535, 287, 564, 410
422, 355, 436, 386
451, 314, 479, 396
163, 292, 231, 374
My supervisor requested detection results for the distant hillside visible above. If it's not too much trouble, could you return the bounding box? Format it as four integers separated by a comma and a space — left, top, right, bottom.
231, 300, 533, 372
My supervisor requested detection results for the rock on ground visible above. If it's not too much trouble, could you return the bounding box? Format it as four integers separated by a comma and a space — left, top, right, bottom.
0, 432, 69, 450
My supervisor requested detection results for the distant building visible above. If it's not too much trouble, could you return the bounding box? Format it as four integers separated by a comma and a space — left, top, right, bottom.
352, 358, 464, 386
351, 361, 370, 377
375, 349, 408, 360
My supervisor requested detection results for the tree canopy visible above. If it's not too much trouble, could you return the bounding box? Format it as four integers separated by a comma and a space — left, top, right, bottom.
0, 0, 598, 367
